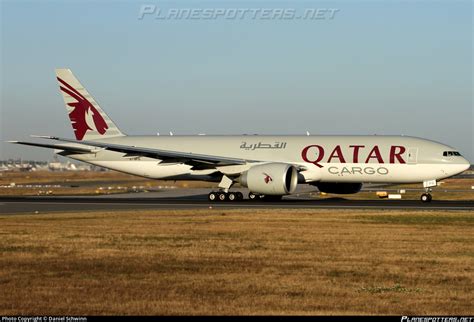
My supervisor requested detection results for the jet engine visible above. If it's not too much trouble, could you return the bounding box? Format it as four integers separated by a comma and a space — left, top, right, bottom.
313, 182, 363, 194
239, 163, 298, 195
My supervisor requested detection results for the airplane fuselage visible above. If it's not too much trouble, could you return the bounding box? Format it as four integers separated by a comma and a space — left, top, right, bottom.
63, 135, 470, 184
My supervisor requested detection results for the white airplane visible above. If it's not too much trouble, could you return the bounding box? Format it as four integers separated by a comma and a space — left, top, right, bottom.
10, 69, 471, 202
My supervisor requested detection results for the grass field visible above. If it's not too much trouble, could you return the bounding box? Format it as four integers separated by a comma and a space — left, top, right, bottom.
0, 209, 472, 315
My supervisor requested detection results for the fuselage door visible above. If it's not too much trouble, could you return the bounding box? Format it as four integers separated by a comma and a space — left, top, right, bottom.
407, 147, 418, 164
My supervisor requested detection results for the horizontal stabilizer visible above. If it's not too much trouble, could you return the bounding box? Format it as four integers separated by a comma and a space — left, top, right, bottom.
8, 141, 101, 154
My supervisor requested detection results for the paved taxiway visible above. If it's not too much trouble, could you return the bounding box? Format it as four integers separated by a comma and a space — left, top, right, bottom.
1, 192, 473, 214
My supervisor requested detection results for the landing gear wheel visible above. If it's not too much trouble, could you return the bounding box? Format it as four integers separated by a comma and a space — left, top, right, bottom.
218, 192, 227, 201
420, 193, 432, 203
208, 192, 217, 201
209, 191, 244, 202
249, 192, 257, 200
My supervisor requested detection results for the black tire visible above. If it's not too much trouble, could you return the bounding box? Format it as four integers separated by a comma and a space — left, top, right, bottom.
228, 192, 236, 201
249, 192, 257, 200
236, 192, 244, 201
208, 192, 217, 202
218, 192, 227, 202
420, 193, 432, 203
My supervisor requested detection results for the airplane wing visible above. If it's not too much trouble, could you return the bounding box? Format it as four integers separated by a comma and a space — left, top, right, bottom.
22, 136, 250, 167
8, 141, 102, 154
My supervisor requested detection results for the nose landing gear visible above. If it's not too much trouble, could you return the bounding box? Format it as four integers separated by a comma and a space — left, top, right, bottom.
420, 193, 432, 203
420, 180, 436, 203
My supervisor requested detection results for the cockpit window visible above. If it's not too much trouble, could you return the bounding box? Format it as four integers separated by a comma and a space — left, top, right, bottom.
443, 151, 461, 157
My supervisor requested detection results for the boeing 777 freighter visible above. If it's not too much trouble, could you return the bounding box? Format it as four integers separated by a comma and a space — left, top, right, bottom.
10, 69, 471, 202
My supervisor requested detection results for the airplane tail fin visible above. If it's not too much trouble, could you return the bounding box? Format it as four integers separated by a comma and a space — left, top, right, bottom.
55, 68, 125, 141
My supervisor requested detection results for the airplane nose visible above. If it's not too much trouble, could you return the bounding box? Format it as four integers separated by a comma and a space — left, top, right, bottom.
460, 157, 471, 172
443, 156, 471, 177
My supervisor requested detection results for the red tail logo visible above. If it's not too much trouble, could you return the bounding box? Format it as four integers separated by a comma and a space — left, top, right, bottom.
57, 77, 108, 140
263, 173, 273, 184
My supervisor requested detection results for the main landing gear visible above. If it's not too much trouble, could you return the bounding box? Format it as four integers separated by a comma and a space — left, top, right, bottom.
210, 175, 245, 201
248, 192, 263, 200
249, 192, 282, 201
211, 175, 283, 202
207, 191, 283, 202
208, 191, 244, 202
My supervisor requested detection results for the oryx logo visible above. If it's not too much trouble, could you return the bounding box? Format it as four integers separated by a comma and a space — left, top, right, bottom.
57, 77, 108, 140
263, 173, 273, 184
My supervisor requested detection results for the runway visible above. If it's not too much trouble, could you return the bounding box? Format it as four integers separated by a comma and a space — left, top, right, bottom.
1, 193, 473, 214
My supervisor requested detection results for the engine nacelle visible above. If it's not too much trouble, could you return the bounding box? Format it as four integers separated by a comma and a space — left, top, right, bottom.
239, 163, 298, 195
313, 182, 363, 194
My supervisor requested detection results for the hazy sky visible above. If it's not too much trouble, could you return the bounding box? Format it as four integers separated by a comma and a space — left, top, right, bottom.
1, 0, 472, 161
